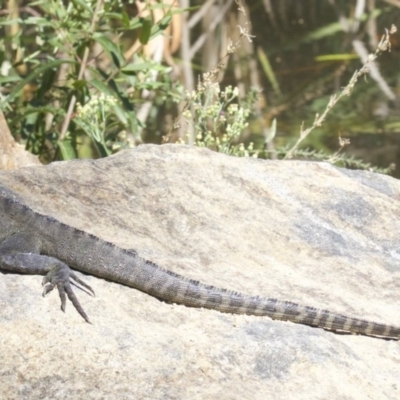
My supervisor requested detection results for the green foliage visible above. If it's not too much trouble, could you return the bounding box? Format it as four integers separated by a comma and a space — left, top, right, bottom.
180, 82, 259, 157
0, 1, 398, 175
74, 94, 118, 157
0, 0, 183, 161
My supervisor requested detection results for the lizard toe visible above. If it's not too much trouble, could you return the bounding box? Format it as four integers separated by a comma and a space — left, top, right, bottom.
42, 261, 92, 323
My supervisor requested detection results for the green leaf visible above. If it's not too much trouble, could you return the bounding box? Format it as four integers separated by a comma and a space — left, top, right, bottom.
72, 79, 88, 90
94, 141, 111, 157
257, 47, 281, 96
58, 138, 77, 160
315, 54, 358, 62
129, 17, 142, 30
20, 17, 52, 27
89, 77, 115, 96
4, 59, 75, 104
121, 62, 156, 75
265, 118, 277, 143
23, 105, 64, 116
302, 9, 382, 43
121, 11, 130, 28
93, 33, 124, 69
0, 18, 23, 27
301, 22, 343, 43
36, 67, 57, 98
70, 0, 92, 13
139, 18, 152, 45
141, 81, 163, 90
157, 15, 172, 31
0, 75, 21, 84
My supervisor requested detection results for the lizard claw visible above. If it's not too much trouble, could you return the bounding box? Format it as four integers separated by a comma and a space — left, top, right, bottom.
42, 261, 94, 323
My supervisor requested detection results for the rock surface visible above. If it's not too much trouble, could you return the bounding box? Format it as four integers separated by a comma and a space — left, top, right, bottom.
1, 144, 400, 399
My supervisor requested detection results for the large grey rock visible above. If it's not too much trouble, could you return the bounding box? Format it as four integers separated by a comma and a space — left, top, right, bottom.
0, 144, 399, 399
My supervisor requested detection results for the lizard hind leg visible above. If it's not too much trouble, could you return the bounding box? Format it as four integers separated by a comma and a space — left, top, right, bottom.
0, 233, 94, 323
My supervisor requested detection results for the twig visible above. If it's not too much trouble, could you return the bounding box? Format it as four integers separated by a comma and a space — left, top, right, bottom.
284, 24, 397, 159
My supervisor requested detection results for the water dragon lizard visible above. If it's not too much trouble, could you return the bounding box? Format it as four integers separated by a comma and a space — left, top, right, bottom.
1, 185, 399, 340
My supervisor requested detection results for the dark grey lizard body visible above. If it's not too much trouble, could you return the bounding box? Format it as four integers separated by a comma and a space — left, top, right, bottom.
1, 191, 399, 339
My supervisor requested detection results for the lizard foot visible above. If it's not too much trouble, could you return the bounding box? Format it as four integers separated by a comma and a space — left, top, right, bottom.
42, 261, 95, 323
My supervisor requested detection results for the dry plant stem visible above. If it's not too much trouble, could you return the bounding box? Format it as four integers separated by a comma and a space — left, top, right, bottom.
232, 4, 276, 158
327, 136, 350, 163
188, 0, 215, 29
7, 0, 27, 76
188, 0, 234, 60
352, 39, 395, 99
59, 0, 104, 141
179, 0, 195, 144
366, 0, 378, 49
284, 25, 397, 160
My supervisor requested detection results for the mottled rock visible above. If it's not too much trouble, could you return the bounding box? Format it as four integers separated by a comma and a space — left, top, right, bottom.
0, 144, 399, 399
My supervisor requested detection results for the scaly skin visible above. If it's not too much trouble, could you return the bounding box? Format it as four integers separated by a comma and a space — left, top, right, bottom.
1, 192, 399, 339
